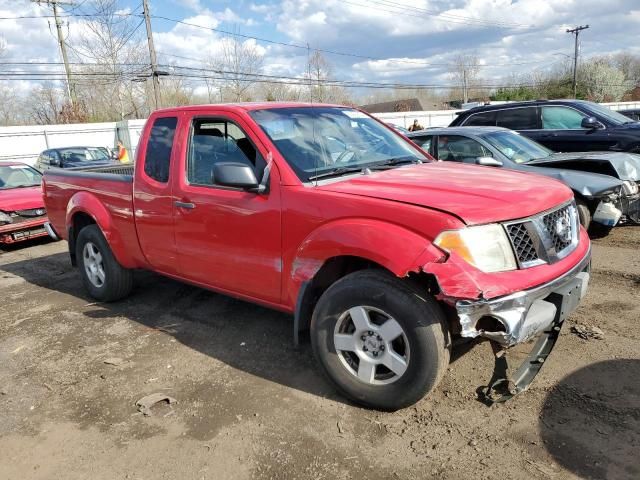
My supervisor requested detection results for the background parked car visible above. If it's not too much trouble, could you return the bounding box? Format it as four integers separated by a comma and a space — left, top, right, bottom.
449, 100, 640, 153
0, 162, 49, 245
36, 146, 118, 170
408, 126, 640, 235
619, 108, 640, 122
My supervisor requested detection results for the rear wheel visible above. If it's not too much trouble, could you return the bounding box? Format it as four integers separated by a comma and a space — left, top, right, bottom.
76, 225, 133, 302
310, 270, 450, 410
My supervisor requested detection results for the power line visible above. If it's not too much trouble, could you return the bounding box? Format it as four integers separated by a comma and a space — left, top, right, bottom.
150, 15, 550, 69
344, 0, 532, 29
0, 12, 137, 20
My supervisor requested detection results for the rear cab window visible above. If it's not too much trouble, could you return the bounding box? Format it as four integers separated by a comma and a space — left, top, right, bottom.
144, 117, 178, 183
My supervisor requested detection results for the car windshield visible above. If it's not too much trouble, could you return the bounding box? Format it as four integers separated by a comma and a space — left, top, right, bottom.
583, 102, 637, 125
481, 131, 553, 163
58, 147, 110, 162
0, 164, 42, 189
250, 107, 428, 182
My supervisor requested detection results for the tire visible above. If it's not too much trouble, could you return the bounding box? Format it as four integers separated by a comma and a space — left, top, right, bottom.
310, 270, 451, 411
576, 198, 591, 230
75, 224, 133, 302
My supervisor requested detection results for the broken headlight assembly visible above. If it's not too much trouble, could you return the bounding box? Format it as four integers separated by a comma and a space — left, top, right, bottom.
622, 180, 639, 196
434, 224, 517, 273
0, 211, 13, 225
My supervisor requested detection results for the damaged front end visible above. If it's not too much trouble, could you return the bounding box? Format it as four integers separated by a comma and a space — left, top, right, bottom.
423, 201, 592, 403
451, 248, 590, 403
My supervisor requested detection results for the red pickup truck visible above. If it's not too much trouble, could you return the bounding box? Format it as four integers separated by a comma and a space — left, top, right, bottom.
43, 103, 591, 410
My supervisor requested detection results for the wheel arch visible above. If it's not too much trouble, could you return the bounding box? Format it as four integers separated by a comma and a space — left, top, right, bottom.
66, 191, 137, 268
288, 219, 448, 345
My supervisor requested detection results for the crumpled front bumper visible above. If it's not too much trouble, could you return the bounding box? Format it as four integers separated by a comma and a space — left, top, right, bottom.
621, 193, 640, 223
0, 218, 49, 244
455, 246, 591, 347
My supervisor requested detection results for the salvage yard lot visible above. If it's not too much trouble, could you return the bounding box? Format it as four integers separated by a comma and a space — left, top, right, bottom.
1, 228, 639, 480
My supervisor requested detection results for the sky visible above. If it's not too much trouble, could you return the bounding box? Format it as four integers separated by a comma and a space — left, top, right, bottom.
1, 0, 639, 98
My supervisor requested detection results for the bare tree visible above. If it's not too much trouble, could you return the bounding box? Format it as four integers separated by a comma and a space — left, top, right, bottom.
69, 0, 148, 120
29, 85, 64, 124
257, 81, 302, 102
208, 34, 264, 102
449, 54, 481, 103
304, 50, 350, 104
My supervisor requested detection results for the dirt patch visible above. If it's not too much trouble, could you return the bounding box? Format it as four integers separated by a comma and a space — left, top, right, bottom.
1, 227, 639, 479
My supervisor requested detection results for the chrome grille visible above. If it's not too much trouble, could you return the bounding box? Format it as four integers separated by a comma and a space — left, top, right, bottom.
505, 201, 579, 269
542, 205, 573, 253
506, 223, 538, 264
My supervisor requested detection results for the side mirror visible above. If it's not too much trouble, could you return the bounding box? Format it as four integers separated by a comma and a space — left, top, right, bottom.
50, 158, 61, 167
212, 162, 259, 190
476, 156, 503, 167
581, 116, 604, 130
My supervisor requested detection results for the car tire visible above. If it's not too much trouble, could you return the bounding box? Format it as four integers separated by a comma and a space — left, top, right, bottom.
576, 198, 591, 230
310, 270, 451, 411
76, 224, 133, 302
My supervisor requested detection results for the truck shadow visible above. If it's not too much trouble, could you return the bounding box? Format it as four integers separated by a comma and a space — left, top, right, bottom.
0, 251, 346, 406
539, 359, 640, 480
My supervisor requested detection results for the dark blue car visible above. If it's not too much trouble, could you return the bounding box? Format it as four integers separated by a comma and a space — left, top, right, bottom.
36, 146, 119, 171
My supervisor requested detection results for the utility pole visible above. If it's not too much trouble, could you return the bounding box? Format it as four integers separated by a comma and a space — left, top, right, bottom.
32, 0, 76, 105
566, 25, 589, 99
462, 67, 468, 104
142, 0, 160, 109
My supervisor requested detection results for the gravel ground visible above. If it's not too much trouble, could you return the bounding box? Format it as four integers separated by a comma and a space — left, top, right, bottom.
0, 225, 638, 480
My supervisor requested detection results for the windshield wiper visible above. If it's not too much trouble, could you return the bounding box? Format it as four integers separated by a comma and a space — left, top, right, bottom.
308, 166, 364, 181
12, 184, 40, 188
368, 156, 422, 169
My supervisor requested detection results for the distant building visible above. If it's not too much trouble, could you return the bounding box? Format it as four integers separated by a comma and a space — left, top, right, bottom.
359, 98, 425, 113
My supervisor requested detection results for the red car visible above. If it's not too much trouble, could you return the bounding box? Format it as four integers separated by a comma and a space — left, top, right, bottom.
43, 103, 591, 410
0, 162, 49, 245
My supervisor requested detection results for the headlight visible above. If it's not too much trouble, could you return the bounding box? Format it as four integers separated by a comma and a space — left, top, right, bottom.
622, 180, 639, 196
0, 211, 13, 225
434, 224, 517, 273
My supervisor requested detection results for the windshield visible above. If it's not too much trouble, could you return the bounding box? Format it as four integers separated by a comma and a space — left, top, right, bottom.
0, 164, 42, 189
583, 102, 637, 125
250, 107, 428, 182
482, 131, 552, 163
58, 147, 111, 163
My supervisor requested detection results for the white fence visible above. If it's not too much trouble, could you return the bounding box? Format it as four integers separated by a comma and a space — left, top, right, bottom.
1, 101, 639, 166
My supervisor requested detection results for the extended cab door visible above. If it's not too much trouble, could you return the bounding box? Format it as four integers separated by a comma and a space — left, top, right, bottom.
133, 114, 181, 275
172, 111, 282, 304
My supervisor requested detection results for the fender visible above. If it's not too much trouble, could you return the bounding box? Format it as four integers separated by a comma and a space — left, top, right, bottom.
286, 218, 446, 307
66, 191, 139, 268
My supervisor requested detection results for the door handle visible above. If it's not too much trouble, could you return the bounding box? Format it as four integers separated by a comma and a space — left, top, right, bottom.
174, 201, 196, 210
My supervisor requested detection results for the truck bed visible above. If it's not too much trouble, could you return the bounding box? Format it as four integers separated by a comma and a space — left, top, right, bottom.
42, 164, 139, 260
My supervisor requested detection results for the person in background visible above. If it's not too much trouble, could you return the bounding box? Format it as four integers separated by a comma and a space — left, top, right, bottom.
408, 119, 423, 132
117, 140, 130, 163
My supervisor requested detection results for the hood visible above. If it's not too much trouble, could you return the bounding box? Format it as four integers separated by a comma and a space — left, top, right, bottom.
317, 162, 572, 225
527, 151, 640, 181
518, 164, 623, 198
0, 185, 45, 212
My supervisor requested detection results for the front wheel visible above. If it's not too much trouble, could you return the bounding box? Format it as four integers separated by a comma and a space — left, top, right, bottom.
310, 270, 451, 410
76, 224, 133, 302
